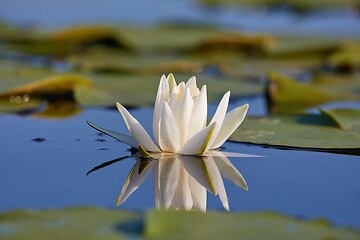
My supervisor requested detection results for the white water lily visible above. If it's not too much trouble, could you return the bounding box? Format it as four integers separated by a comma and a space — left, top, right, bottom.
116, 152, 249, 211
88, 74, 249, 155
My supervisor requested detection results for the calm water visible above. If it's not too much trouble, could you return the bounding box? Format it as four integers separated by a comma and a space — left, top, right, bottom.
1, 97, 359, 229
0, 0, 360, 37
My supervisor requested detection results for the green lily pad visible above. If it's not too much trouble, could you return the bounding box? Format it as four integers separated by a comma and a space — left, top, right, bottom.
0, 74, 93, 98
230, 108, 360, 153
69, 52, 204, 75
1, 208, 359, 239
0, 207, 141, 239
321, 108, 360, 131
326, 42, 360, 73
145, 210, 360, 240
75, 73, 264, 107
266, 72, 360, 114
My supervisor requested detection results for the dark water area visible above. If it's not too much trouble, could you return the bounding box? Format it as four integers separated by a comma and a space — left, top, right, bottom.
1, 97, 359, 229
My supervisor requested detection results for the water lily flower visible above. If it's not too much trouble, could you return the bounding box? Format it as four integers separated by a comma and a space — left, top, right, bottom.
88, 74, 249, 156
115, 152, 248, 211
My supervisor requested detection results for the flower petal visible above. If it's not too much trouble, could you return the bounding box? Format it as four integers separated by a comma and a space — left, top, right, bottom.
185, 76, 200, 97
188, 85, 207, 138
212, 152, 248, 190
189, 175, 207, 212
204, 91, 230, 152
159, 102, 180, 152
87, 121, 138, 148
180, 122, 216, 155
153, 75, 167, 146
172, 88, 193, 146
116, 160, 153, 206
117, 102, 160, 152
167, 73, 177, 93
158, 156, 180, 208
211, 104, 249, 149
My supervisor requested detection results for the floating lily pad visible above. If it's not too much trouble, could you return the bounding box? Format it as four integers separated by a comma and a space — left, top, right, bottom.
1, 208, 359, 239
49, 25, 134, 53
0, 207, 141, 239
266, 72, 360, 114
326, 42, 360, 73
75, 73, 264, 107
230, 108, 360, 153
0, 73, 93, 97
321, 108, 360, 131
145, 210, 360, 240
69, 53, 204, 75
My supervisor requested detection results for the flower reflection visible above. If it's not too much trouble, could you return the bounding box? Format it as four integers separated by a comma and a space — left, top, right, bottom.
111, 152, 248, 212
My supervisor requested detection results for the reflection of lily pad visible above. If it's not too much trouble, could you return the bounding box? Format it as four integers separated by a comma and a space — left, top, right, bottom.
0, 98, 42, 113
145, 210, 360, 240
1, 208, 359, 239
230, 109, 360, 153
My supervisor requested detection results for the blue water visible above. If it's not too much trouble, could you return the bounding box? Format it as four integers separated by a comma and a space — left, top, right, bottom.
1, 99, 359, 228
0, 0, 360, 37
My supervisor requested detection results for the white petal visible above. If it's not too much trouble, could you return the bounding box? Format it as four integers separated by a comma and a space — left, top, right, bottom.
153, 75, 167, 146
176, 82, 186, 100
171, 162, 193, 210
168, 86, 178, 110
167, 73, 177, 93
188, 85, 207, 138
180, 122, 216, 155
117, 102, 160, 152
180, 155, 217, 195
159, 102, 180, 152
87, 121, 138, 148
211, 104, 249, 149
116, 160, 153, 206
204, 91, 230, 153
158, 156, 180, 208
189, 175, 207, 212
172, 88, 193, 146
185, 76, 200, 97
212, 152, 248, 190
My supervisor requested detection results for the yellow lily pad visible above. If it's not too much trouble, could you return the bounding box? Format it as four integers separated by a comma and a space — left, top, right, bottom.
266, 72, 360, 114
0, 74, 93, 97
